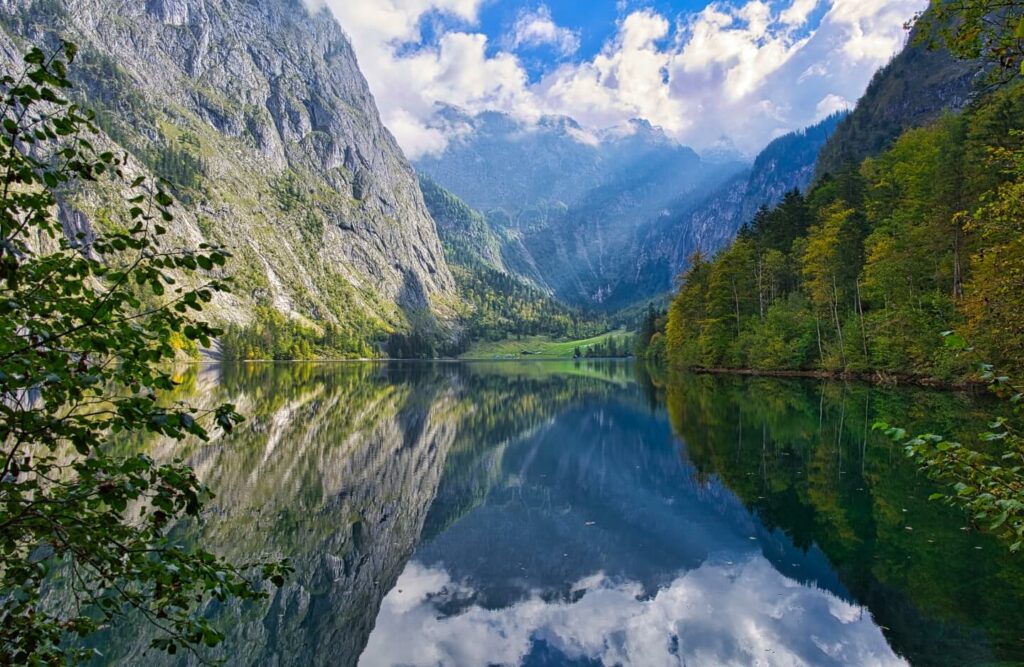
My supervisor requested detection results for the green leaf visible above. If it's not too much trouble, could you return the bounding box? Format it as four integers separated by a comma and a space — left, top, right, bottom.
942, 332, 967, 351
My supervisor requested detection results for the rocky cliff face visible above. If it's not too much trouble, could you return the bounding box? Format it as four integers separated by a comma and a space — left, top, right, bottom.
0, 0, 456, 339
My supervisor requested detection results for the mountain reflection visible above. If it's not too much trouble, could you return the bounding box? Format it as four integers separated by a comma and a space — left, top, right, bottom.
362, 384, 904, 666
94, 361, 630, 666
93, 362, 1024, 667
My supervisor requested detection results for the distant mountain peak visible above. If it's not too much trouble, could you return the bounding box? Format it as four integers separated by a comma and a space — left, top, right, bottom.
700, 135, 748, 165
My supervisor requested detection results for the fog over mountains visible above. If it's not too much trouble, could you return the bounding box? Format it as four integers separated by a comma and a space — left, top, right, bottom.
416, 107, 845, 310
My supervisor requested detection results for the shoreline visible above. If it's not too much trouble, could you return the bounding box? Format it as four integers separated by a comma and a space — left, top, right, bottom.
183, 356, 638, 364
687, 366, 985, 391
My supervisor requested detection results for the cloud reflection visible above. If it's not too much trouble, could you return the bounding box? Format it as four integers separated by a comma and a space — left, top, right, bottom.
360, 556, 907, 667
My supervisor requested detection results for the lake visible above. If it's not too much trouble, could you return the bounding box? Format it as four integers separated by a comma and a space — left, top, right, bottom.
96, 361, 1024, 666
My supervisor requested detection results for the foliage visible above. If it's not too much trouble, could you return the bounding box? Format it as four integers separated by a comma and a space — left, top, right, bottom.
0, 44, 289, 662
448, 262, 606, 345
659, 81, 1024, 380
960, 131, 1024, 367
917, 0, 1024, 76
633, 303, 665, 361
662, 372, 1024, 661
459, 329, 632, 360
815, 12, 977, 180
220, 306, 377, 360
419, 175, 608, 353
877, 334, 1024, 552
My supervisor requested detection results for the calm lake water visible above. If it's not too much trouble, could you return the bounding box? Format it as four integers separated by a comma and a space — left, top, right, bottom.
97, 361, 1024, 666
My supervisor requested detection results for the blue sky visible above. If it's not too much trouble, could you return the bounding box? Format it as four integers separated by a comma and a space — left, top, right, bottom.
438, 1, 821, 76
314, 0, 926, 157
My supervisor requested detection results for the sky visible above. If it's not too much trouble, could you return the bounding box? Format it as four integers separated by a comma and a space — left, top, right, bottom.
308, 0, 927, 159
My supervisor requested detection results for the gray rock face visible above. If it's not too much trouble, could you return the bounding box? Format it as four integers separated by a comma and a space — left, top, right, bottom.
1, 0, 456, 336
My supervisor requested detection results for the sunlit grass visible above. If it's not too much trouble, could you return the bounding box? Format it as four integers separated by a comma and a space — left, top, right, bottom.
459, 329, 630, 359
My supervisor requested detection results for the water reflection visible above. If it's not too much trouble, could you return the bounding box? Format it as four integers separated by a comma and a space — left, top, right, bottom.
364, 558, 902, 667
94, 362, 1024, 666
362, 382, 903, 666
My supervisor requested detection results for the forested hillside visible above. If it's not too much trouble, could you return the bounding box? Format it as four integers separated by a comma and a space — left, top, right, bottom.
419, 177, 609, 349
649, 81, 1024, 380
624, 113, 846, 305
816, 24, 978, 178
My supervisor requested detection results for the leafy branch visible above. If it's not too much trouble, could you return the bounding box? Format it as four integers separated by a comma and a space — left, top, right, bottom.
875, 333, 1024, 551
0, 43, 291, 663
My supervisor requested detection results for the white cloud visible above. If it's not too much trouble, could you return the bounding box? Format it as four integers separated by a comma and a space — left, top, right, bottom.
780, 0, 820, 26
510, 6, 580, 56
816, 92, 853, 118
537, 10, 687, 135
359, 557, 908, 666
314, 0, 926, 158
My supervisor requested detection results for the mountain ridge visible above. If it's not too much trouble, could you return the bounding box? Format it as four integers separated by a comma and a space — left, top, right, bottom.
0, 0, 458, 352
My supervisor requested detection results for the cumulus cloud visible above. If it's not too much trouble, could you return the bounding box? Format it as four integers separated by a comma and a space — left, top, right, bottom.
510, 5, 580, 56
359, 557, 907, 666
780, 0, 820, 26
537, 11, 687, 135
315, 0, 926, 158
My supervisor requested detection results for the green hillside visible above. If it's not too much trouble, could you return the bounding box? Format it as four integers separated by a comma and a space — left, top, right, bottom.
460, 330, 633, 360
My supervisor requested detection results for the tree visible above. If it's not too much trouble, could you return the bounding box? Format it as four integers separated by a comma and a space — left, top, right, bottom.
0, 44, 289, 662
635, 302, 658, 356
917, 0, 1024, 77
801, 203, 855, 368
702, 238, 756, 366
666, 251, 712, 368
961, 132, 1024, 369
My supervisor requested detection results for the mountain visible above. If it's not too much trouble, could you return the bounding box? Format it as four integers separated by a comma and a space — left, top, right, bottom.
415, 108, 745, 310
0, 0, 456, 349
640, 20, 983, 314
607, 112, 847, 304
815, 26, 979, 178
419, 176, 613, 345
418, 174, 507, 272
646, 8, 1015, 379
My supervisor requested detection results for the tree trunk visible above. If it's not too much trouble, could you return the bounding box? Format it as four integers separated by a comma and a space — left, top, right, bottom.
814, 313, 824, 366
831, 273, 846, 368
732, 279, 741, 337
856, 280, 869, 358
952, 219, 963, 299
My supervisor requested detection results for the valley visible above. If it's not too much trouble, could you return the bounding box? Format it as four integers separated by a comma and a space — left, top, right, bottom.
4, 1, 1024, 665
0, 0, 862, 360
458, 329, 631, 360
